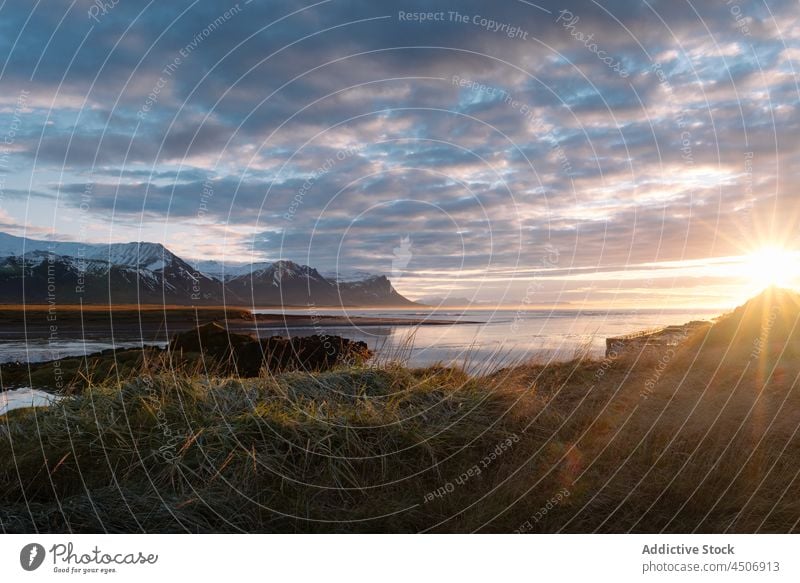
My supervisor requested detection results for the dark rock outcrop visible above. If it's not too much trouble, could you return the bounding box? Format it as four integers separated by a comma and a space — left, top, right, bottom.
169, 322, 372, 375
605, 321, 711, 357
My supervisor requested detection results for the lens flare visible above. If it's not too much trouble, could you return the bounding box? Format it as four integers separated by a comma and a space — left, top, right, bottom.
743, 246, 800, 290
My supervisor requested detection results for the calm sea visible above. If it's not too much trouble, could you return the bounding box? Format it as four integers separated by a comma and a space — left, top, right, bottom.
0, 308, 718, 369
251, 307, 718, 369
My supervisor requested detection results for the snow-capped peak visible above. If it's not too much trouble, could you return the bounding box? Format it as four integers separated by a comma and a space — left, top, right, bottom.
322, 270, 380, 283
99, 242, 173, 270
0, 232, 176, 271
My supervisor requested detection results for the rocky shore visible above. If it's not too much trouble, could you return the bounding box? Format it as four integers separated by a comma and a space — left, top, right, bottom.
0, 321, 373, 392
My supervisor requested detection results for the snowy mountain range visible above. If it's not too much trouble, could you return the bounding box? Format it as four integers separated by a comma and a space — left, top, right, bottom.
0, 232, 416, 306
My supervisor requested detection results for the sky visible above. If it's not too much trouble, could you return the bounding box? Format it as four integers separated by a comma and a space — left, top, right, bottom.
0, 0, 798, 308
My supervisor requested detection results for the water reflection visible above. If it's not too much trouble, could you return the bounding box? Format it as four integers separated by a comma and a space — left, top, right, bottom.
0, 309, 717, 369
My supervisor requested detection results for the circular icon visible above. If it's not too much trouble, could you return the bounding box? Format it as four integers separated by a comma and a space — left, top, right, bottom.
20, 543, 46, 571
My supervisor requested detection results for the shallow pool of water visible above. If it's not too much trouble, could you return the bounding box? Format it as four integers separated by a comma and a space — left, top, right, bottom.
0, 387, 60, 416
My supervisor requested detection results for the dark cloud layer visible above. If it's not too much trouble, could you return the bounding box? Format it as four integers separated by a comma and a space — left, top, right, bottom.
1, 0, 798, 302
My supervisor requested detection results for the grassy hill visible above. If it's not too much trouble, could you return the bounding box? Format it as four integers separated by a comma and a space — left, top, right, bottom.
2, 287, 800, 533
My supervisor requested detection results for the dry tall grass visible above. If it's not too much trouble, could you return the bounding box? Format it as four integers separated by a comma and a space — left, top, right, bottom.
1, 288, 799, 533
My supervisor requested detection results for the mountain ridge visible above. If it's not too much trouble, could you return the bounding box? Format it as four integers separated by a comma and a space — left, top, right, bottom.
0, 232, 417, 307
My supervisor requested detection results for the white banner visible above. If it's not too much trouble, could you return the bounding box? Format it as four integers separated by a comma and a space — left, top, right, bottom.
0, 535, 797, 582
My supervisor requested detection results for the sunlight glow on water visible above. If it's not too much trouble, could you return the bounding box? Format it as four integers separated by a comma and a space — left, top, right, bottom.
250, 308, 717, 367
0, 309, 717, 370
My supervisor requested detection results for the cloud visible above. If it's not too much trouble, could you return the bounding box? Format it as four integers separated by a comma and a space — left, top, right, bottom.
0, 0, 797, 304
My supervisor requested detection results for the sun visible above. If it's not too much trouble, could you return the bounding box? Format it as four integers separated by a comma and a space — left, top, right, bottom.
743, 246, 800, 290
